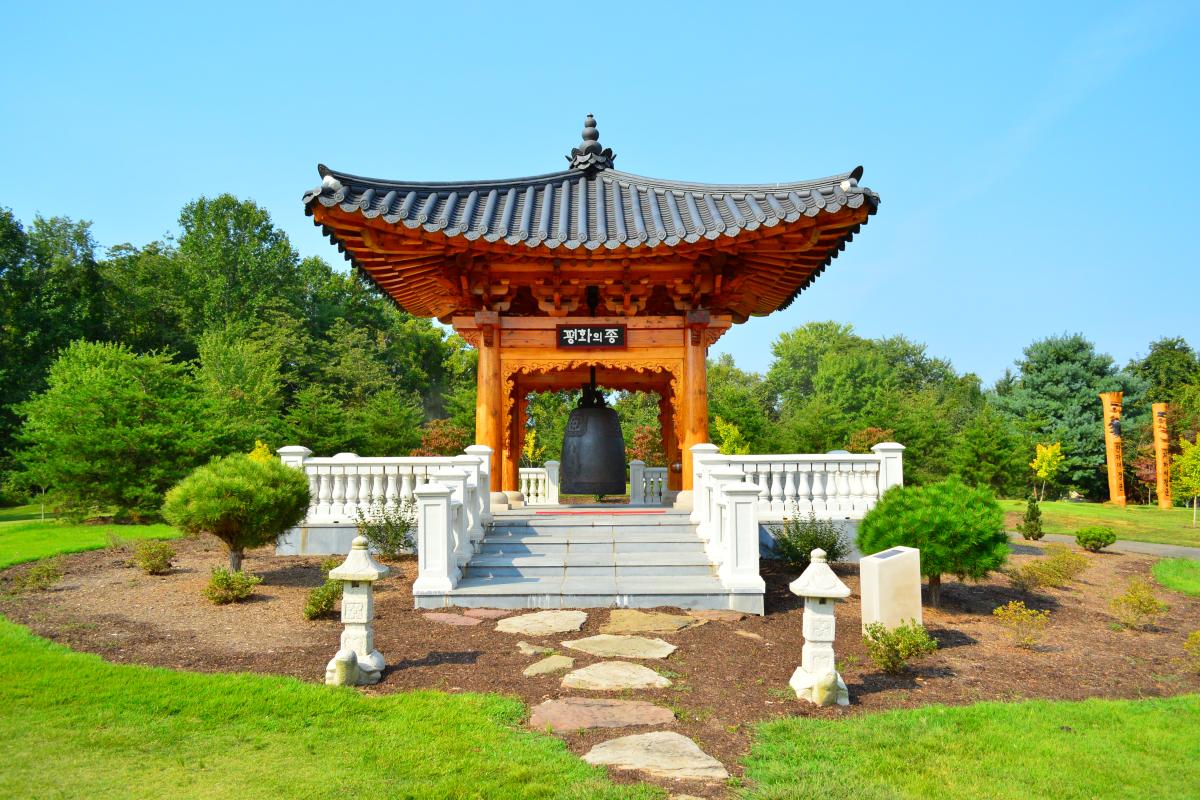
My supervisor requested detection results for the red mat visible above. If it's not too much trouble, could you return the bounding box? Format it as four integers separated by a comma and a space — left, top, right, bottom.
533, 509, 668, 515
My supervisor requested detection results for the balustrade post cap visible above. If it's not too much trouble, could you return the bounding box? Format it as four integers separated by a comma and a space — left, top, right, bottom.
413, 484, 454, 498
723, 481, 765, 496
544, 460, 560, 467
629, 459, 645, 466
464, 444, 494, 455
432, 467, 469, 478
690, 443, 721, 454
711, 469, 749, 481
276, 445, 313, 456
870, 442, 906, 453
329, 535, 390, 582
452, 454, 484, 465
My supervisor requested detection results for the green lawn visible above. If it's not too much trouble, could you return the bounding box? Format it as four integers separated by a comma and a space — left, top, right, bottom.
0, 618, 658, 800
0, 504, 180, 569
742, 696, 1200, 800
1000, 499, 1200, 548
1153, 558, 1200, 597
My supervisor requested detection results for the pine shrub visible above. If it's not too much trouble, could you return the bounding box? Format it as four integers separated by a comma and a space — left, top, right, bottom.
993, 600, 1050, 648
1018, 495, 1044, 540
1109, 577, 1168, 630
862, 620, 938, 673
203, 566, 262, 604
1075, 526, 1116, 553
133, 541, 175, 575
1043, 544, 1090, 583
771, 512, 849, 570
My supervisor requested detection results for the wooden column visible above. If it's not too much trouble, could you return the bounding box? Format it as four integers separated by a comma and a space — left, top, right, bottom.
681, 309, 710, 490
503, 390, 526, 493
474, 312, 502, 491
659, 390, 681, 491
1153, 403, 1172, 510
1099, 391, 1126, 507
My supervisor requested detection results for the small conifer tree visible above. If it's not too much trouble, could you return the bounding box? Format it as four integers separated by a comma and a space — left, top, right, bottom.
1018, 495, 1044, 540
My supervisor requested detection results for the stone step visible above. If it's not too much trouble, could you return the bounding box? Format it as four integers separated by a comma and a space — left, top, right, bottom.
479, 538, 705, 557
488, 524, 699, 537
464, 552, 715, 579
415, 573, 754, 612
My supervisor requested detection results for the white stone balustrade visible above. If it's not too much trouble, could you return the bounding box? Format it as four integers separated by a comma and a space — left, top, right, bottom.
629, 461, 668, 506
690, 442, 905, 524
518, 460, 560, 506
412, 483, 459, 594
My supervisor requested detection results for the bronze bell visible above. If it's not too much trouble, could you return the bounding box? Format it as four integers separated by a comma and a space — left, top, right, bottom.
560, 369, 627, 496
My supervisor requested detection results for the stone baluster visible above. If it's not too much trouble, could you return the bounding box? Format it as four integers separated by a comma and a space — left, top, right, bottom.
370, 468, 386, 513
809, 468, 826, 515
330, 469, 347, 521
317, 471, 332, 519
822, 464, 837, 514
794, 464, 812, 516
863, 462, 881, 508
782, 465, 798, 513
771, 463, 785, 511
849, 464, 866, 514
400, 472, 415, 503
344, 472, 360, 520
629, 460, 646, 505
834, 464, 851, 515
544, 460, 560, 506
384, 469, 399, 510
412, 484, 458, 594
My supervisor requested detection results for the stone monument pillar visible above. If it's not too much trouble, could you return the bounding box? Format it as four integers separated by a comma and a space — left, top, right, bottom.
325, 535, 390, 686
1153, 403, 1172, 510
788, 548, 851, 706
1099, 391, 1126, 507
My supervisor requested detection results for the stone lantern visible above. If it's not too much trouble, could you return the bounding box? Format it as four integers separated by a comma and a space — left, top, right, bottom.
788, 548, 851, 706
325, 535, 390, 686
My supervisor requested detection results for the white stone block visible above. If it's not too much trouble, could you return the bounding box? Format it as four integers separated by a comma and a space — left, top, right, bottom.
859, 545, 922, 632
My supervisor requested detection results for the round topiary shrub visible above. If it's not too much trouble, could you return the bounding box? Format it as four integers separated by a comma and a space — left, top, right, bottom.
1075, 526, 1116, 553
162, 453, 310, 571
858, 476, 1008, 606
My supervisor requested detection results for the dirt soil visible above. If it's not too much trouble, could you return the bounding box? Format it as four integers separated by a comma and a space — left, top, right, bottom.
3, 536, 1199, 798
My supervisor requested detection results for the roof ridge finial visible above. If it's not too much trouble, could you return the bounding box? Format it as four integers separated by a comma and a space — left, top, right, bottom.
567, 113, 615, 173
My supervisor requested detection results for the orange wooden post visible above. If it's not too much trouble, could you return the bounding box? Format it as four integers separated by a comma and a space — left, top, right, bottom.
681, 310, 710, 491
1152, 403, 1172, 510
1099, 391, 1126, 507
474, 312, 502, 491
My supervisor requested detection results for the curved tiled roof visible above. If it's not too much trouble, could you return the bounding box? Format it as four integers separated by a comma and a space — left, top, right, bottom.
304, 163, 877, 252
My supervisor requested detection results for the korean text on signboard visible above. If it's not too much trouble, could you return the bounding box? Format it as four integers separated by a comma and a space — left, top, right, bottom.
556, 324, 627, 349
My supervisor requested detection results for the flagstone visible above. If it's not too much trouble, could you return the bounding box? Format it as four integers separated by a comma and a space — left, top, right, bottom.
522, 655, 575, 676
688, 609, 746, 622
463, 608, 510, 619
561, 634, 676, 659
582, 731, 729, 781
600, 609, 702, 635
422, 612, 482, 626
528, 698, 675, 731
517, 641, 555, 656
561, 661, 671, 690
496, 610, 588, 636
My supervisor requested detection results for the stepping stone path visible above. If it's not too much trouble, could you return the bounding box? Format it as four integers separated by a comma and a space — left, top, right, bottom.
523, 655, 574, 676
529, 698, 674, 731
600, 609, 702, 635
463, 608, 510, 619
561, 661, 671, 690
583, 731, 729, 781
561, 634, 676, 659
496, 610, 588, 636
422, 612, 482, 626
517, 641, 555, 656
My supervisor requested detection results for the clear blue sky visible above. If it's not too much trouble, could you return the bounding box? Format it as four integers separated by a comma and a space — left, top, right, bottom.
3, 1, 1197, 384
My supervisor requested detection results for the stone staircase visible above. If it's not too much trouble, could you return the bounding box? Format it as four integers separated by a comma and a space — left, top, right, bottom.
413, 509, 762, 613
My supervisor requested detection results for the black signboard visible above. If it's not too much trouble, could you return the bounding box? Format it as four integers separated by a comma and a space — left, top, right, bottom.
556, 324, 627, 349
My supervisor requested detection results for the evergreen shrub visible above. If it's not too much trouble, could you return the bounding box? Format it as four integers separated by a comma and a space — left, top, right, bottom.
993, 600, 1050, 648
1018, 495, 1044, 540
204, 567, 262, 604
858, 477, 1008, 605
771, 511, 849, 570
355, 500, 416, 560
1075, 526, 1116, 553
133, 541, 175, 575
862, 620, 938, 673
1109, 577, 1167, 630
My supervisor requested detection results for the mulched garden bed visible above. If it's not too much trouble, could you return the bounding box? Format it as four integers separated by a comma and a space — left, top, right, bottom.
3, 535, 1198, 797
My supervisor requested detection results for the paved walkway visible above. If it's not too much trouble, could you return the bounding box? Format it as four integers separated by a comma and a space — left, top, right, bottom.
1008, 532, 1200, 561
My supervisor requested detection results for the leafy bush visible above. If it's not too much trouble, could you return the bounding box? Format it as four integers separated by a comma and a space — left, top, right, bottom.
304, 579, 343, 620
1109, 577, 1168, 630
5, 558, 64, 593
1018, 495, 1044, 540
16, 341, 213, 520
858, 477, 1009, 605
862, 620, 938, 673
771, 512, 849, 570
1043, 543, 1090, 583
133, 541, 175, 575
1075, 526, 1116, 553
203, 566, 262, 604
993, 600, 1050, 648
1185, 630, 1200, 674
162, 452, 309, 571
355, 500, 416, 560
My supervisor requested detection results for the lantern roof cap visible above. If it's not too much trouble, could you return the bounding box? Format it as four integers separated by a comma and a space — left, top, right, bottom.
788, 549, 851, 599
328, 536, 390, 582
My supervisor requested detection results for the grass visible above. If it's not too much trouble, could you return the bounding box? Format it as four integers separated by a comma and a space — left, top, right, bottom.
0, 503, 180, 569
1152, 558, 1200, 597
1000, 499, 1200, 548
742, 696, 1200, 800
0, 618, 658, 800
